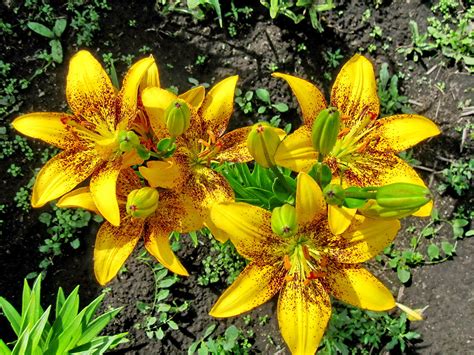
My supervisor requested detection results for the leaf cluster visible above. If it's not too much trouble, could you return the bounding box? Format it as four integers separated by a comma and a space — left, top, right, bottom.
188, 324, 252, 355
0, 276, 126, 354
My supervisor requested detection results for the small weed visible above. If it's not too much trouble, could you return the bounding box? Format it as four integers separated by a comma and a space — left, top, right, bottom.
135, 251, 189, 340
188, 324, 253, 354
7, 163, 22, 177
323, 49, 343, 69
197, 235, 246, 286
320, 303, 421, 353
398, 20, 436, 62
195, 54, 207, 66
377, 63, 410, 116
14, 186, 31, 212
235, 87, 289, 123
438, 158, 473, 196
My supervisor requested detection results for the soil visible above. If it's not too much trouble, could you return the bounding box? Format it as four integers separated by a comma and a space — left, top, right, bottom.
0, 0, 473, 354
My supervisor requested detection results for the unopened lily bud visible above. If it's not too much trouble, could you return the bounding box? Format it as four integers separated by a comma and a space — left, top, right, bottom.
126, 187, 159, 218
165, 99, 191, 137
323, 184, 345, 206
359, 200, 418, 219
271, 204, 298, 238
118, 130, 140, 152
311, 107, 341, 155
247, 122, 281, 168
376, 183, 431, 210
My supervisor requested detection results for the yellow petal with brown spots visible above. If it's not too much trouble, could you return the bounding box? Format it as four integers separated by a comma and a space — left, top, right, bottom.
144, 221, 189, 276
118, 56, 155, 129
328, 204, 357, 235
210, 262, 285, 318
199, 75, 238, 137
373, 114, 441, 153
142, 86, 176, 137
179, 85, 206, 109
66, 50, 117, 131
278, 280, 331, 355
210, 202, 282, 260
296, 172, 326, 227
94, 216, 144, 285
272, 72, 327, 126
31, 149, 101, 208
331, 54, 379, 126
274, 126, 317, 173
116, 168, 141, 200
139, 159, 184, 189
57, 187, 99, 214
12, 112, 76, 150
90, 159, 122, 227
326, 264, 395, 311
215, 126, 254, 163
329, 215, 400, 263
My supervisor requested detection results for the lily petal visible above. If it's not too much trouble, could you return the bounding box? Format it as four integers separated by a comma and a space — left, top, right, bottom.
412, 200, 433, 217
199, 75, 238, 137
216, 126, 254, 163
272, 72, 327, 126
374, 114, 441, 152
94, 216, 144, 285
328, 205, 357, 235
116, 168, 141, 200
12, 112, 75, 150
274, 126, 317, 173
210, 202, 281, 259
278, 280, 331, 355
325, 264, 395, 311
90, 159, 122, 227
139, 159, 185, 189
179, 86, 205, 109
66, 50, 116, 131
153, 189, 204, 234
331, 54, 379, 124
118, 56, 155, 129
330, 215, 400, 263
210, 262, 285, 318
144, 220, 189, 276
57, 187, 99, 214
32, 149, 101, 207
139, 61, 160, 92
296, 172, 326, 226
142, 86, 176, 138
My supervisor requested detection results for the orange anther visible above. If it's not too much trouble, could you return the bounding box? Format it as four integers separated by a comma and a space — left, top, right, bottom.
368, 111, 378, 120
308, 271, 325, 279
283, 255, 291, 270
319, 256, 328, 268
357, 140, 370, 153
285, 274, 295, 282
338, 127, 350, 138
198, 139, 211, 148
207, 130, 216, 144
304, 278, 310, 286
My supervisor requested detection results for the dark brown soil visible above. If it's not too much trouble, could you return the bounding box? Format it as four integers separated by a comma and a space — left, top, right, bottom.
1, 0, 473, 353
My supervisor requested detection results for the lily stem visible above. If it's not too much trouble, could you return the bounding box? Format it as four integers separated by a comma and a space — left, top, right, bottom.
271, 166, 294, 195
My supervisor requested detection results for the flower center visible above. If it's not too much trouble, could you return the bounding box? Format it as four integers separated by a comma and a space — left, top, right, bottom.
193, 129, 223, 166
329, 106, 378, 161
283, 239, 327, 285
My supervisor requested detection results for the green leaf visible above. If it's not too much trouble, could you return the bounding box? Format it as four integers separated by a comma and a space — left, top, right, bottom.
168, 320, 179, 330
76, 308, 121, 346
0, 339, 11, 354
441, 241, 455, 256
272, 102, 289, 112
427, 243, 440, 261
203, 323, 217, 339
27, 22, 54, 38
155, 327, 165, 340
55, 288, 65, 319
68, 333, 128, 354
53, 19, 67, 37
50, 39, 63, 64
28, 306, 51, 353
397, 267, 411, 283
0, 296, 21, 335
12, 328, 31, 355
158, 278, 177, 288
255, 88, 271, 104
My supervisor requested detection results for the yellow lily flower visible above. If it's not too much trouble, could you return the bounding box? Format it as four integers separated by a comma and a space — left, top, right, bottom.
273, 54, 441, 233
209, 172, 400, 354
12, 50, 154, 226
58, 168, 201, 285
140, 75, 253, 240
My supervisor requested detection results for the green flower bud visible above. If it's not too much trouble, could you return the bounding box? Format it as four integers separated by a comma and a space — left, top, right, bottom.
118, 130, 140, 152
247, 122, 281, 168
311, 107, 341, 155
323, 184, 345, 206
359, 200, 418, 219
271, 204, 298, 238
376, 183, 432, 210
165, 99, 191, 137
126, 187, 159, 218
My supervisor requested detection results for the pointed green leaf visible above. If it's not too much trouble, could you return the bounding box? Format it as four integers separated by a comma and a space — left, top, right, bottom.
76, 308, 121, 346
53, 19, 67, 37
0, 297, 21, 335
27, 22, 54, 38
